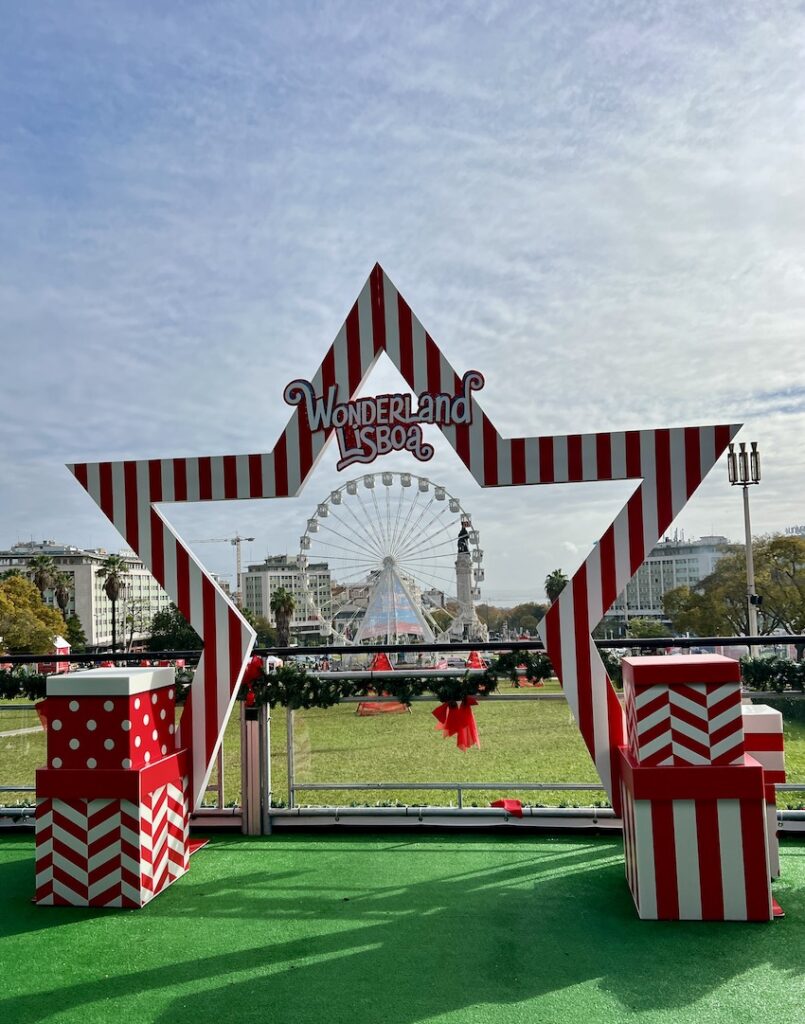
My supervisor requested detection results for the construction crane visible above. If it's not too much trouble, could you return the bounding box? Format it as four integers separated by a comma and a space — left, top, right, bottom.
189, 534, 255, 606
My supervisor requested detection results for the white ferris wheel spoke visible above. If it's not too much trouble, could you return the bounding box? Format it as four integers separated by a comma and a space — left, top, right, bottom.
354, 490, 389, 557
314, 520, 385, 561
370, 488, 391, 551
388, 485, 421, 556
336, 497, 388, 561
394, 508, 456, 562
391, 495, 437, 561
326, 504, 387, 561
388, 478, 408, 553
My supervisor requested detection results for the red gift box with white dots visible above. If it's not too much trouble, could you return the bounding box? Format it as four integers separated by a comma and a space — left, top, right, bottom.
44, 667, 177, 772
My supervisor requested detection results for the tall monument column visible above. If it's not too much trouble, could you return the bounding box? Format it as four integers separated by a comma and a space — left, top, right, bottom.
448, 520, 488, 642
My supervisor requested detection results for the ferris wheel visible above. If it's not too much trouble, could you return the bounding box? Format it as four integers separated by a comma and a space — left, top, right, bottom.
298, 471, 484, 644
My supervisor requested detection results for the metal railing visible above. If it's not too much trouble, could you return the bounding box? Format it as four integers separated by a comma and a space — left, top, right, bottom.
0, 700, 225, 815
3, 637, 805, 831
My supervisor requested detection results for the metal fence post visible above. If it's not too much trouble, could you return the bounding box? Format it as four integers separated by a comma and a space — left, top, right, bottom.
259, 703, 272, 834
286, 705, 295, 809
240, 703, 261, 834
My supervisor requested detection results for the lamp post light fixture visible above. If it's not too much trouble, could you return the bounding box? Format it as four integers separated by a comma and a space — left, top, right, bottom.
727, 441, 761, 652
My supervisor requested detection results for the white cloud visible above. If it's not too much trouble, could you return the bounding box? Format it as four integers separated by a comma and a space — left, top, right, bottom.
1, 1, 804, 603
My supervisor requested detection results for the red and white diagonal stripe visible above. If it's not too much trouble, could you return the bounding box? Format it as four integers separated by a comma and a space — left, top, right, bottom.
627, 682, 744, 767
35, 778, 189, 908
69, 264, 739, 813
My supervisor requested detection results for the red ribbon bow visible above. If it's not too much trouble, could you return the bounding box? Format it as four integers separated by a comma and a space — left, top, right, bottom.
490, 799, 523, 817
432, 697, 480, 751
242, 656, 264, 685
242, 655, 263, 707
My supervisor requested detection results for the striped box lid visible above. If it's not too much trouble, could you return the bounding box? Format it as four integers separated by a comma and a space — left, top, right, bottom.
622, 655, 741, 687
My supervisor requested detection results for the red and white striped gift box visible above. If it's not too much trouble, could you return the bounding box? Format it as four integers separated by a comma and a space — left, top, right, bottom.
743, 705, 785, 879
35, 759, 189, 908
35, 750, 190, 908
623, 655, 744, 767
619, 746, 772, 921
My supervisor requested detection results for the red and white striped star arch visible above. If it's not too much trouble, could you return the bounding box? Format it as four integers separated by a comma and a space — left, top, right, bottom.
70, 264, 739, 812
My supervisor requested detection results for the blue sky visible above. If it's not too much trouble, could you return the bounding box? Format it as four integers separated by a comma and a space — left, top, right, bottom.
1, 1, 804, 603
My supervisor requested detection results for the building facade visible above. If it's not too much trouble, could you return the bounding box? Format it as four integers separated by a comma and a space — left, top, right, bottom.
603, 533, 730, 629
242, 554, 332, 637
0, 540, 173, 648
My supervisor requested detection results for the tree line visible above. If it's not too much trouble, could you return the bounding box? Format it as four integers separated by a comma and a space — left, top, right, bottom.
7, 536, 802, 658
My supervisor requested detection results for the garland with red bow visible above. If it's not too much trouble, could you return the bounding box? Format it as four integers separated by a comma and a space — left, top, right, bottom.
236, 656, 497, 749
432, 696, 480, 751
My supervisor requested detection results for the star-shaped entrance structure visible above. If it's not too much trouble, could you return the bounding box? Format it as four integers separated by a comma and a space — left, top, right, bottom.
70, 265, 738, 812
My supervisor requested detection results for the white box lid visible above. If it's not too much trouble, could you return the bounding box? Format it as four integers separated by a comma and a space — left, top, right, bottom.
47, 666, 176, 697
741, 704, 783, 731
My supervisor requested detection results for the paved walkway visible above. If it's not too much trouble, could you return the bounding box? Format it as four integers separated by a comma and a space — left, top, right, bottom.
0, 726, 42, 739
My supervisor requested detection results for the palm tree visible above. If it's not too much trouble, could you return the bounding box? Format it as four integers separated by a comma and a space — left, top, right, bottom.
52, 571, 73, 622
98, 554, 129, 653
269, 587, 296, 648
545, 569, 569, 604
28, 555, 56, 600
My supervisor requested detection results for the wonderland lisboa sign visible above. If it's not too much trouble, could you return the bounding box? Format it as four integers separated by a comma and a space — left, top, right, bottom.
69, 264, 739, 813
283, 370, 484, 469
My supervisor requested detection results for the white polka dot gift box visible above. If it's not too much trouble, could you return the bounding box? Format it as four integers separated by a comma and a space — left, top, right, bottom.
42, 667, 177, 771
34, 667, 190, 908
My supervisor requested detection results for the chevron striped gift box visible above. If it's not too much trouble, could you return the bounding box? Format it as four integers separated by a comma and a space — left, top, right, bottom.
35, 772, 189, 908
743, 705, 785, 879
35, 668, 190, 908
619, 746, 773, 921
623, 655, 744, 767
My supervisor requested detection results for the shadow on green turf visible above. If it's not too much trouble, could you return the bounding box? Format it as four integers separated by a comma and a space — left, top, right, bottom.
3, 836, 805, 1023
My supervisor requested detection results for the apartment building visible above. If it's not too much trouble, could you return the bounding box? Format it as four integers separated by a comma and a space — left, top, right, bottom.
0, 540, 172, 648
603, 533, 730, 627
241, 554, 332, 637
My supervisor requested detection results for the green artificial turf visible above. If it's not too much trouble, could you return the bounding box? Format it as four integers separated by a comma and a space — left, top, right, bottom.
1, 833, 805, 1024
4, 689, 805, 808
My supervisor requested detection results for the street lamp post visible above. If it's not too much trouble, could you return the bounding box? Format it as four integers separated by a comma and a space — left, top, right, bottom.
727, 441, 761, 654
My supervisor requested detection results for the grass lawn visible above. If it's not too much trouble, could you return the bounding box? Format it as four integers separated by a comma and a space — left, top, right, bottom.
2, 832, 805, 1024
3, 686, 805, 809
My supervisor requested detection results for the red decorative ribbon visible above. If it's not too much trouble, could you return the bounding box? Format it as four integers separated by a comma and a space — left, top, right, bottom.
490, 799, 523, 817
243, 655, 263, 707
432, 697, 480, 751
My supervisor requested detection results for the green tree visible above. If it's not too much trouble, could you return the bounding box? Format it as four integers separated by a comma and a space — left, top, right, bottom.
28, 554, 56, 600
270, 587, 296, 648
760, 534, 805, 658
626, 616, 671, 639
545, 569, 569, 604
148, 604, 201, 652
507, 601, 549, 633
240, 607, 279, 647
0, 575, 66, 654
65, 613, 87, 653
663, 541, 781, 638
52, 571, 73, 620
518, 614, 540, 635
124, 599, 149, 651
97, 554, 128, 653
